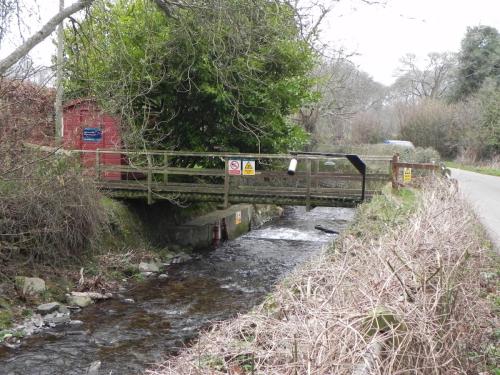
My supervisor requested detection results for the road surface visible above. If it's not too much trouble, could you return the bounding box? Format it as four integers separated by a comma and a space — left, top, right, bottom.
451, 168, 500, 251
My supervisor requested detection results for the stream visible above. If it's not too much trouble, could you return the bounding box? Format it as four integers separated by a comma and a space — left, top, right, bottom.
0, 206, 355, 375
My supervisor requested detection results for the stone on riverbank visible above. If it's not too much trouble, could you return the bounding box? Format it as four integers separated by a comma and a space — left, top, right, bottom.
66, 291, 112, 308
139, 261, 161, 273
36, 302, 60, 315
15, 276, 46, 296
43, 311, 71, 327
170, 253, 192, 264
67, 294, 93, 308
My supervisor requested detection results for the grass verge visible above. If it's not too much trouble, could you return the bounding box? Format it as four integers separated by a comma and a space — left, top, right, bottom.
147, 179, 499, 374
446, 161, 500, 177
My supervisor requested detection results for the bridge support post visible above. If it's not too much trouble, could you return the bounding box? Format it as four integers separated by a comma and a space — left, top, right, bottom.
306, 158, 311, 211
223, 158, 229, 208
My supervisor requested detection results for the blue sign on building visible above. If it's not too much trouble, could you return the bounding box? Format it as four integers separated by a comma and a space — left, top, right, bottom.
83, 128, 102, 142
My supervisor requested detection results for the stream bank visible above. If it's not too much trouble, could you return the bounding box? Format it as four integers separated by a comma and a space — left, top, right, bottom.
0, 199, 281, 349
0, 205, 355, 374
146, 182, 498, 375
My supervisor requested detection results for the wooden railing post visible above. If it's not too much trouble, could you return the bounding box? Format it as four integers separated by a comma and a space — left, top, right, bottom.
314, 159, 320, 189
147, 153, 153, 205
306, 158, 311, 211
95, 149, 100, 181
391, 153, 400, 190
163, 153, 169, 184
223, 158, 229, 208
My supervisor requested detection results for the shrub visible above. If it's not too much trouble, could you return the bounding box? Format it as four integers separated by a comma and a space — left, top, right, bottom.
398, 99, 458, 158
0, 148, 107, 263
315, 143, 440, 163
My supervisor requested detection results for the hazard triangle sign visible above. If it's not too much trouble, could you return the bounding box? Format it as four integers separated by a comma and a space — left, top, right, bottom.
242, 160, 255, 176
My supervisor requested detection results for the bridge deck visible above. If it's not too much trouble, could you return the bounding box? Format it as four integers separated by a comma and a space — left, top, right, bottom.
82, 149, 391, 208
98, 180, 378, 207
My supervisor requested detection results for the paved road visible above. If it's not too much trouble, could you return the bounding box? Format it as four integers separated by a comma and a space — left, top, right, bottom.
451, 168, 500, 251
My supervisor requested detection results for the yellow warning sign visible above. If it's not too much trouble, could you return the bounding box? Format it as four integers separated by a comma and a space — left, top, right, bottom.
403, 168, 412, 183
242, 160, 255, 176
235, 211, 242, 225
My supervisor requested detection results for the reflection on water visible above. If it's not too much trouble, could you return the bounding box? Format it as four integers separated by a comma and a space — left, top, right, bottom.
0, 206, 354, 375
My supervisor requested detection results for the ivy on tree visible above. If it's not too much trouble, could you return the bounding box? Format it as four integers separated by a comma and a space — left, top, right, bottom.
454, 25, 500, 99
63, 0, 317, 154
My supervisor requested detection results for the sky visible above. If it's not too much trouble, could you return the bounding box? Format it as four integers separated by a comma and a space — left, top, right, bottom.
3, 0, 500, 86
322, 0, 500, 85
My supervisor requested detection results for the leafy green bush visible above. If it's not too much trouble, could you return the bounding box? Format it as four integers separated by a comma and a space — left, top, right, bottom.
64, 0, 316, 154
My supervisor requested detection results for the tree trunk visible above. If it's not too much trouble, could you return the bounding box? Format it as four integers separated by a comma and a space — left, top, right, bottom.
55, 0, 65, 143
0, 0, 94, 76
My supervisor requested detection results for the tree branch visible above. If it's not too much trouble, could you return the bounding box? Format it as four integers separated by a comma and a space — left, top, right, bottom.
0, 0, 94, 76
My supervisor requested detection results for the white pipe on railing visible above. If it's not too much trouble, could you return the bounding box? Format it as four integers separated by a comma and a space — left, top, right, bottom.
287, 158, 298, 175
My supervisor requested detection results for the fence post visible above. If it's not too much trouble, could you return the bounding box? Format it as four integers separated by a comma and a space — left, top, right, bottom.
163, 153, 169, 184
223, 158, 230, 208
147, 154, 153, 205
391, 153, 400, 190
95, 149, 100, 181
306, 158, 311, 211
314, 159, 320, 189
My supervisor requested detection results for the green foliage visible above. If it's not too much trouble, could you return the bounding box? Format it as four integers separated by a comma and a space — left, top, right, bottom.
199, 354, 225, 371
363, 306, 406, 337
476, 81, 500, 157
454, 25, 500, 99
64, 0, 316, 154
0, 309, 12, 330
446, 161, 500, 177
399, 147, 441, 164
21, 308, 33, 318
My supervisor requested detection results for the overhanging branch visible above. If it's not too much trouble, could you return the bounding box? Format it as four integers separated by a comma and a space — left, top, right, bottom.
0, 0, 94, 76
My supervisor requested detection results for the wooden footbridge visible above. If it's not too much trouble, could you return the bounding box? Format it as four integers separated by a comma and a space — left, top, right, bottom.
78, 149, 395, 209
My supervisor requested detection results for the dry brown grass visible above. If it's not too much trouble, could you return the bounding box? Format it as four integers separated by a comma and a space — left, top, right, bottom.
147, 179, 497, 375
0, 150, 107, 265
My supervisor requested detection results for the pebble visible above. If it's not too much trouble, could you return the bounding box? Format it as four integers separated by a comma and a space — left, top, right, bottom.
86, 360, 101, 375
123, 298, 135, 304
3, 340, 21, 349
158, 274, 168, 279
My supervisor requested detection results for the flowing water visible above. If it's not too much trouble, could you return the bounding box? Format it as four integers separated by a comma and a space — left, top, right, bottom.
0, 206, 355, 375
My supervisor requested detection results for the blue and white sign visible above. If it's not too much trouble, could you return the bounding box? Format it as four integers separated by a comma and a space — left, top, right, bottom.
83, 128, 102, 142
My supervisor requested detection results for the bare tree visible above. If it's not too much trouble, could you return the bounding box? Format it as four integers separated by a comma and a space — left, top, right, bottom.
0, 0, 16, 45
391, 52, 457, 102
0, 0, 94, 76
296, 55, 386, 146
